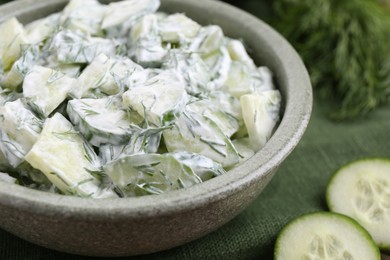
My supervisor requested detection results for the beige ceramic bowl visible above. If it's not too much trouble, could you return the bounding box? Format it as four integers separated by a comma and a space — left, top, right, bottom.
0, 0, 312, 256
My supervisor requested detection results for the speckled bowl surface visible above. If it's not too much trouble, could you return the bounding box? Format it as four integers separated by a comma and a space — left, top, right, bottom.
0, 0, 312, 257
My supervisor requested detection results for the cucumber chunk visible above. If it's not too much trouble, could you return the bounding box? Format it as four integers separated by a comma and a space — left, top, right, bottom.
103, 153, 202, 197
60, 0, 106, 36
70, 53, 142, 99
240, 90, 281, 151
275, 212, 380, 260
326, 158, 390, 250
159, 14, 201, 43
26, 13, 60, 44
0, 17, 29, 71
122, 70, 187, 127
226, 39, 256, 70
163, 109, 239, 168
190, 25, 224, 57
23, 65, 77, 117
162, 51, 211, 95
187, 99, 239, 138
102, 0, 160, 37
48, 30, 116, 64
67, 97, 131, 146
0, 44, 40, 90
0, 99, 42, 167
25, 113, 117, 198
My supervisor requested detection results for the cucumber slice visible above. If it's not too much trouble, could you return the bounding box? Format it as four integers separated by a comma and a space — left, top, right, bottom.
240, 90, 281, 151
159, 14, 201, 43
23, 65, 77, 117
60, 0, 106, 36
163, 109, 239, 168
101, 0, 160, 31
0, 99, 42, 167
275, 212, 380, 260
103, 153, 202, 197
0, 44, 40, 90
122, 70, 187, 127
70, 54, 142, 99
187, 99, 239, 138
222, 61, 274, 98
162, 51, 211, 95
129, 14, 159, 43
26, 13, 60, 44
25, 113, 117, 198
190, 25, 224, 57
67, 97, 132, 146
172, 152, 225, 182
226, 39, 256, 70
49, 30, 116, 64
326, 158, 390, 250
0, 17, 29, 71
203, 46, 231, 90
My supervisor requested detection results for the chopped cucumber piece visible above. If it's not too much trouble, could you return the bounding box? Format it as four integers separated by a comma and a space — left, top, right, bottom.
274, 212, 380, 260
0, 99, 42, 167
163, 109, 239, 168
25, 113, 117, 198
190, 25, 224, 57
99, 124, 165, 163
172, 152, 225, 181
67, 97, 131, 146
222, 61, 274, 98
23, 65, 77, 117
49, 30, 116, 64
326, 158, 390, 250
0, 44, 40, 90
26, 13, 60, 44
159, 14, 201, 43
122, 71, 187, 127
0, 17, 29, 71
129, 14, 159, 43
240, 90, 281, 151
162, 50, 211, 95
226, 39, 256, 70
203, 46, 231, 90
60, 0, 106, 36
71, 53, 142, 98
187, 99, 239, 138
104, 153, 202, 197
102, 0, 160, 36
128, 14, 167, 67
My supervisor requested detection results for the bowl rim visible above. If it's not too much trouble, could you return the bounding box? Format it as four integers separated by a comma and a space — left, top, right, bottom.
0, 0, 312, 219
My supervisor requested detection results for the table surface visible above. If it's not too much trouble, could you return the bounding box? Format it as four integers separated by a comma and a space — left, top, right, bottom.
1, 0, 390, 259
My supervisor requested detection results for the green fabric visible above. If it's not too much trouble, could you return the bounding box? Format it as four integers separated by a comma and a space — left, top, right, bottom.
2, 0, 390, 259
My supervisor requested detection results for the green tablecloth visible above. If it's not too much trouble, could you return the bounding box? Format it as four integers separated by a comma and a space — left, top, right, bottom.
1, 0, 390, 259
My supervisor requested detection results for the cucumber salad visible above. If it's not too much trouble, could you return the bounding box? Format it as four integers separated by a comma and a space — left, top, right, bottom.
0, 0, 281, 198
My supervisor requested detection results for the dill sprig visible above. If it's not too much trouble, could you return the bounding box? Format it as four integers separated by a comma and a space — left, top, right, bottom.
272, 0, 390, 119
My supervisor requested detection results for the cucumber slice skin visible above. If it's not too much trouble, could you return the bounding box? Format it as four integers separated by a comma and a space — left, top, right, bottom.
274, 211, 380, 260
326, 158, 390, 250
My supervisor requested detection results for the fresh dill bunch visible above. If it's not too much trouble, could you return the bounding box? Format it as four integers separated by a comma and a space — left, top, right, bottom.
272, 0, 390, 119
